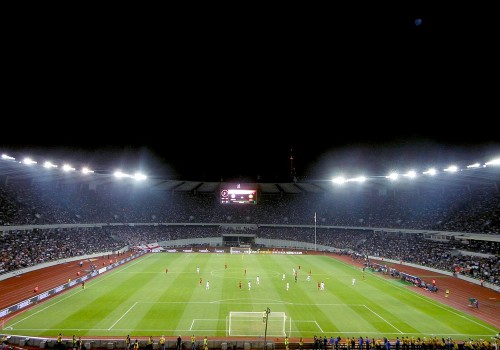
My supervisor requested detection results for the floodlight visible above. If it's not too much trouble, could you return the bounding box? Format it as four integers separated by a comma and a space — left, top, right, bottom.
386, 172, 399, 181
443, 165, 458, 172
332, 176, 346, 184
1, 154, 15, 160
133, 172, 147, 181
43, 161, 58, 168
62, 164, 76, 172
23, 158, 37, 165
485, 158, 500, 167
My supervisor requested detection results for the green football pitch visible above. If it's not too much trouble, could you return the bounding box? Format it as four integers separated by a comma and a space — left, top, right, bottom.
3, 253, 498, 339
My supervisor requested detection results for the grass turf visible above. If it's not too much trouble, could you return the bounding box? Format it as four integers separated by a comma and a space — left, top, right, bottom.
3, 253, 498, 339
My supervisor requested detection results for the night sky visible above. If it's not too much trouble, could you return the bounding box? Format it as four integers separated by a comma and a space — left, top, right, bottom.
2, 6, 498, 182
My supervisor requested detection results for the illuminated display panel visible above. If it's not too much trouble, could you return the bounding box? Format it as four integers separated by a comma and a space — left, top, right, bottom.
220, 189, 257, 204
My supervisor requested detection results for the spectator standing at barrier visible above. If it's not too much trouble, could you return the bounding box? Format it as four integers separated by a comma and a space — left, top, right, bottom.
203, 336, 208, 350
133, 340, 139, 350
126, 335, 131, 350
72, 335, 77, 350
445, 288, 449, 298
160, 336, 165, 350
191, 335, 196, 350
298, 337, 304, 350
146, 336, 154, 350
177, 336, 182, 350
56, 333, 63, 349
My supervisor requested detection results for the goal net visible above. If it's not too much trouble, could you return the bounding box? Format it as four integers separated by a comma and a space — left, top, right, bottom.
227, 311, 287, 336
230, 247, 251, 254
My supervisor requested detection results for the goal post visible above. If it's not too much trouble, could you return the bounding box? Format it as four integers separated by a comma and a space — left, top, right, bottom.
230, 247, 251, 254
228, 311, 287, 336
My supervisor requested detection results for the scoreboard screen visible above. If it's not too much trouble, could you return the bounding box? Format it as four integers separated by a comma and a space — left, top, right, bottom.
220, 189, 257, 204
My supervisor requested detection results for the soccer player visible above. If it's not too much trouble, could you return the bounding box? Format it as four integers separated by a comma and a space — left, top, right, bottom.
282, 273, 286, 280
197, 266, 200, 274
239, 280, 242, 289
256, 276, 260, 285
286, 282, 290, 291
248, 281, 251, 290
352, 278, 356, 286
200, 277, 203, 286
206, 280, 210, 290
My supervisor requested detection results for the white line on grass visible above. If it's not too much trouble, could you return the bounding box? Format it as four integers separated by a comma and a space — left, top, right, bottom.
108, 302, 138, 330
133, 300, 296, 305
314, 321, 324, 333
334, 258, 498, 334
363, 305, 403, 334
7, 255, 151, 328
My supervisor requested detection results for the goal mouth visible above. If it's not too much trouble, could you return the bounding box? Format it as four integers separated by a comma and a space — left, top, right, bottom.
227, 312, 287, 337
230, 247, 251, 254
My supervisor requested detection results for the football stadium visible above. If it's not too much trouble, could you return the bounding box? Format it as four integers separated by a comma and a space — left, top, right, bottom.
0, 152, 499, 350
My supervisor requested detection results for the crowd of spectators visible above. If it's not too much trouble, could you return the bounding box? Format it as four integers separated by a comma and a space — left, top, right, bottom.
0, 180, 499, 234
0, 179, 499, 287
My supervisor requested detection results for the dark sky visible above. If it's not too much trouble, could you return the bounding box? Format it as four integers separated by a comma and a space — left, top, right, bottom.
2, 5, 498, 182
